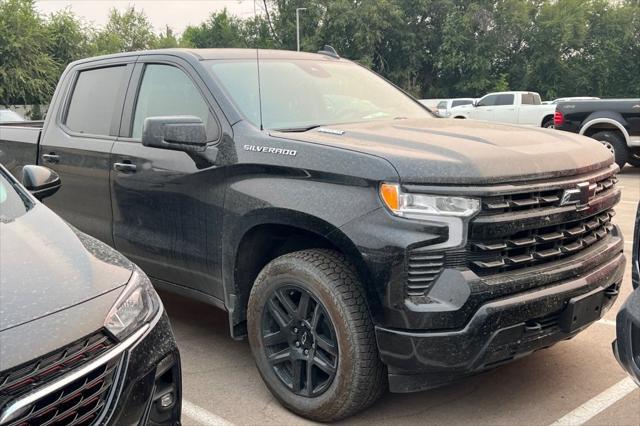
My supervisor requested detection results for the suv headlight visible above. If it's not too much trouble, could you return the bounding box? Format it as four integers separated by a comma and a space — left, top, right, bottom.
105, 267, 161, 340
379, 183, 480, 249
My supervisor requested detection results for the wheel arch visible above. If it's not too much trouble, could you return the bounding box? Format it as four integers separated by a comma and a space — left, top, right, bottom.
223, 208, 376, 339
541, 114, 554, 127
580, 114, 630, 145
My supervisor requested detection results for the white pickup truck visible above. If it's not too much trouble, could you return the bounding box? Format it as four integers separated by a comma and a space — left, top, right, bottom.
450, 91, 556, 128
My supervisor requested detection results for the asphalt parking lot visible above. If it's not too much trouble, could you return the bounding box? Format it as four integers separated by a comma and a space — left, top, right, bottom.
161, 166, 640, 426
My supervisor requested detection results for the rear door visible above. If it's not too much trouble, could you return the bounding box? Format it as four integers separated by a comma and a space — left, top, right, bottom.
38, 58, 135, 245
490, 93, 517, 123
110, 56, 227, 299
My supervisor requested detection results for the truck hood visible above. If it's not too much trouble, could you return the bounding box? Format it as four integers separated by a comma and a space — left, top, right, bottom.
0, 204, 133, 332
272, 118, 613, 184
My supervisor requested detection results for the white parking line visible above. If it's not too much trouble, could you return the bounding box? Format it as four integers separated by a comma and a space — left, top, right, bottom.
597, 319, 616, 327
549, 378, 637, 426
182, 400, 234, 426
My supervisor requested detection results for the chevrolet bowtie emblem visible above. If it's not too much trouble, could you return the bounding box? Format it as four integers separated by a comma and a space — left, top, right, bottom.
560, 182, 597, 210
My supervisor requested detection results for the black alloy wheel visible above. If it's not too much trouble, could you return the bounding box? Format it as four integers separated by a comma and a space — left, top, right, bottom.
261, 285, 338, 397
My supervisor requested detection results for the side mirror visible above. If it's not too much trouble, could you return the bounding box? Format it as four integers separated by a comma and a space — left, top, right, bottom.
22, 165, 61, 200
142, 116, 209, 152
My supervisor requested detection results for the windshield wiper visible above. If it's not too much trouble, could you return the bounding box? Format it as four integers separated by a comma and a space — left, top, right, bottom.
274, 124, 324, 133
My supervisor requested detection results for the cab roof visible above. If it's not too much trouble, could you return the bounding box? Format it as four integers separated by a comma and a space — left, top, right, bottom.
73, 48, 346, 64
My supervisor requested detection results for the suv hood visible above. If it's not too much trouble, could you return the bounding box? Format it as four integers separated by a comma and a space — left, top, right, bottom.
0, 204, 133, 332
273, 118, 613, 184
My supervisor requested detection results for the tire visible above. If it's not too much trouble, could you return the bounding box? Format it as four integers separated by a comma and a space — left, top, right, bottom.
247, 249, 386, 422
627, 153, 640, 168
542, 118, 554, 129
590, 131, 628, 169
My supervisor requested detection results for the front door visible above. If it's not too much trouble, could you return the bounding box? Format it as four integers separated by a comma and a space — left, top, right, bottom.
39, 61, 134, 245
110, 59, 226, 299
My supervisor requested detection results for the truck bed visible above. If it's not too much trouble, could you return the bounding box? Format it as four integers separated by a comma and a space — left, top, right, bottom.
0, 122, 43, 177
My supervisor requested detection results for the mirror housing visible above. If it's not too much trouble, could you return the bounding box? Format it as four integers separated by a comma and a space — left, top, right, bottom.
142, 116, 209, 151
22, 165, 61, 200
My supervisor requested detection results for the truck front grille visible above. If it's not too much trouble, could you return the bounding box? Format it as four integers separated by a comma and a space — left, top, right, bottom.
467, 166, 620, 276
469, 210, 615, 275
481, 175, 617, 214
0, 331, 118, 426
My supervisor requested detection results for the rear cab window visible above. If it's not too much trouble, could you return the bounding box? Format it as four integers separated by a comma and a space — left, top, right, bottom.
64, 66, 128, 136
521, 93, 542, 105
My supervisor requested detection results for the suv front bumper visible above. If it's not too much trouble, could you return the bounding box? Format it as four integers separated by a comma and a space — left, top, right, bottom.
377, 252, 625, 393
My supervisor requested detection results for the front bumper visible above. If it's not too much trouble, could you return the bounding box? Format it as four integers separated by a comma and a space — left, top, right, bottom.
377, 252, 625, 393
104, 311, 181, 425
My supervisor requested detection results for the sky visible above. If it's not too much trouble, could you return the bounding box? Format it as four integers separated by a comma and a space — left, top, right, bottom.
34, 0, 260, 33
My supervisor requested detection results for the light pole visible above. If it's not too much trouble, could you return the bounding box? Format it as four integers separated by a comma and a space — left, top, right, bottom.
296, 7, 306, 52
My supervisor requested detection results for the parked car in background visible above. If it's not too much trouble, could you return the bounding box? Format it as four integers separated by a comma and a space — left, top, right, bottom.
0, 164, 181, 425
451, 91, 556, 127
418, 98, 440, 109
0, 49, 626, 421
554, 99, 640, 168
0, 109, 25, 123
435, 98, 475, 117
613, 201, 640, 384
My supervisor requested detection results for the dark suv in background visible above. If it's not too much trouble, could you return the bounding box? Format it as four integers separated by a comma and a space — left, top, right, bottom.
0, 165, 181, 425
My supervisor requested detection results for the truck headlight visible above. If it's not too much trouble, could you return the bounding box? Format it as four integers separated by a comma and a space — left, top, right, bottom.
379, 183, 480, 249
105, 267, 161, 340
380, 183, 479, 219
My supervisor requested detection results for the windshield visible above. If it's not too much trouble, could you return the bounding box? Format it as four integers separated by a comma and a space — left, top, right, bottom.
0, 169, 32, 223
205, 59, 431, 130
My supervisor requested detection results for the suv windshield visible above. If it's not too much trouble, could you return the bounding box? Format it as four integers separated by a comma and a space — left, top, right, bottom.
206, 59, 430, 130
0, 169, 32, 223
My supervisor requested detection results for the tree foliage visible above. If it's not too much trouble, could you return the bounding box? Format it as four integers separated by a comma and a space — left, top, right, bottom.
93, 7, 157, 54
1, 0, 639, 106
0, 0, 56, 104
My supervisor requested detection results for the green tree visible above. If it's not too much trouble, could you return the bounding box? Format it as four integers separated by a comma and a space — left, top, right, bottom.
0, 0, 56, 105
45, 9, 93, 79
153, 26, 180, 49
181, 9, 247, 48
94, 7, 157, 54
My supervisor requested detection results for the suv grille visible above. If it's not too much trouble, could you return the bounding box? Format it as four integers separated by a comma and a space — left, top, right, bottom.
0, 332, 118, 426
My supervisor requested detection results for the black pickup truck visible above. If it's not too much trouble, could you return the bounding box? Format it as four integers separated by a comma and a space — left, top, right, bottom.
554, 99, 640, 169
0, 49, 626, 421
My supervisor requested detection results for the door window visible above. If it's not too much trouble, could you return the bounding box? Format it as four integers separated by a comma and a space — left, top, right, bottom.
477, 95, 498, 107
132, 64, 218, 140
495, 94, 515, 106
65, 66, 127, 135
452, 99, 472, 107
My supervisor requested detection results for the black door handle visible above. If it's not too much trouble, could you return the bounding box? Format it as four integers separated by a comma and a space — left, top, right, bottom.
42, 153, 60, 164
113, 162, 137, 173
